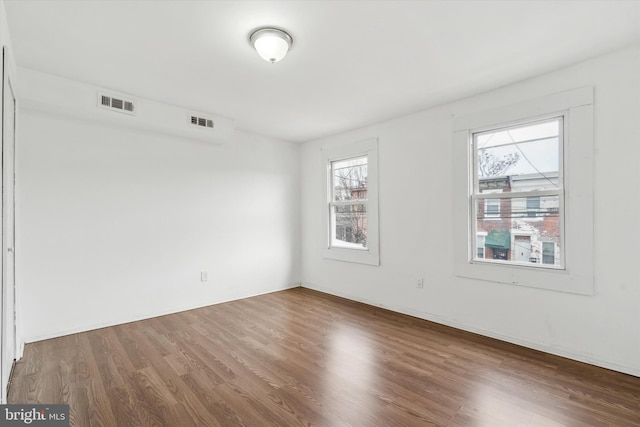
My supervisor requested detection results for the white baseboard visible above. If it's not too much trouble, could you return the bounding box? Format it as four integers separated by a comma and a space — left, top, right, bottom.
301, 282, 640, 378
24, 283, 301, 344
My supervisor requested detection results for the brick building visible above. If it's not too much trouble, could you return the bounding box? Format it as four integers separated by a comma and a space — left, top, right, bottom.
476, 173, 560, 265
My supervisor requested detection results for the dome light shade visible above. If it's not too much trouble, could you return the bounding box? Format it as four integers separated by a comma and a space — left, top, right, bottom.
250, 28, 293, 63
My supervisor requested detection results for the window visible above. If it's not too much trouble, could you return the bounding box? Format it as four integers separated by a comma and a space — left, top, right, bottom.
452, 87, 594, 295
477, 234, 486, 259
472, 117, 563, 268
542, 242, 555, 265
329, 156, 368, 249
322, 138, 379, 265
484, 198, 500, 218
526, 197, 540, 217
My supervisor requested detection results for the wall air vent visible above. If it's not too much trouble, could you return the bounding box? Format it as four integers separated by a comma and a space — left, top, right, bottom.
189, 113, 214, 129
98, 92, 136, 115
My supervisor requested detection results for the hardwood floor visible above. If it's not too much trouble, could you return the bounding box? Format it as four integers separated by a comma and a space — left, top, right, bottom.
8, 287, 640, 426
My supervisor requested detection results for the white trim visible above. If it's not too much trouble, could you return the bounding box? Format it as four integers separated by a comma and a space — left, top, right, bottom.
453, 86, 593, 131
1, 44, 18, 404
453, 87, 594, 295
321, 138, 380, 266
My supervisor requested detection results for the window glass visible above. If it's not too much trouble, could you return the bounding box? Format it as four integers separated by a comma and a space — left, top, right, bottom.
330, 155, 368, 250
331, 204, 367, 249
332, 157, 367, 202
476, 119, 560, 194
472, 118, 563, 268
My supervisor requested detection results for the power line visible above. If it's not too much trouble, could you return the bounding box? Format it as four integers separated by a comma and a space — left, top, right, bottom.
506, 130, 559, 189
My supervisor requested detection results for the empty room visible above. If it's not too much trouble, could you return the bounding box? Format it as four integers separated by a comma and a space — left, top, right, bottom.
0, 0, 638, 426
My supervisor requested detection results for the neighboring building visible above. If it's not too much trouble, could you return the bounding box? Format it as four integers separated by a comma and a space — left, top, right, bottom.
477, 173, 560, 265
334, 181, 368, 247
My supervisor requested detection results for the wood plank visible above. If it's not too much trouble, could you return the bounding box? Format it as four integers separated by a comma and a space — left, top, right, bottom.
8, 288, 640, 426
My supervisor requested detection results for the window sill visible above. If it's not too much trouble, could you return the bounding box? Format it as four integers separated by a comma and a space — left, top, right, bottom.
471, 258, 565, 271
323, 247, 380, 266
455, 259, 592, 295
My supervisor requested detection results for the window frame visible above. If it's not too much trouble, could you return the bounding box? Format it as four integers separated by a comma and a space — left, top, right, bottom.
470, 115, 565, 270
452, 87, 594, 295
329, 155, 369, 250
321, 138, 379, 266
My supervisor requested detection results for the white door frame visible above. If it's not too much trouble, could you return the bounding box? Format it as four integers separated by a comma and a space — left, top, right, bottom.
1, 45, 17, 404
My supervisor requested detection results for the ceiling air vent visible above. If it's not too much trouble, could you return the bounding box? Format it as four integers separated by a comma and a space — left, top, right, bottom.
98, 91, 136, 115
189, 113, 214, 129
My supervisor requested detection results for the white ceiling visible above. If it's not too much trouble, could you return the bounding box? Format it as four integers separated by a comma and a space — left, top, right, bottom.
5, 1, 640, 143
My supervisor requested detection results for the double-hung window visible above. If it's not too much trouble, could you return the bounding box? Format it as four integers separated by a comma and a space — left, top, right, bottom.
472, 117, 563, 268
322, 138, 379, 265
483, 192, 501, 219
452, 87, 594, 295
329, 156, 368, 249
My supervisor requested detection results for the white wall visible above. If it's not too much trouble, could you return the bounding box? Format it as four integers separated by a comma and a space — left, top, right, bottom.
16, 70, 301, 342
301, 47, 640, 376
12, 41, 640, 377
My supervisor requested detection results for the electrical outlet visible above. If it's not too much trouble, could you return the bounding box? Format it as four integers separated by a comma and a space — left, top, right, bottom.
417, 278, 424, 288
201, 271, 208, 282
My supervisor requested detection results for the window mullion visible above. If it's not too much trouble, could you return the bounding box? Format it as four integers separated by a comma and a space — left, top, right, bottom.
331, 200, 368, 207
474, 189, 561, 200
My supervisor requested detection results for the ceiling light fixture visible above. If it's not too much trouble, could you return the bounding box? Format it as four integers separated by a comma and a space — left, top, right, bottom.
249, 27, 293, 64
